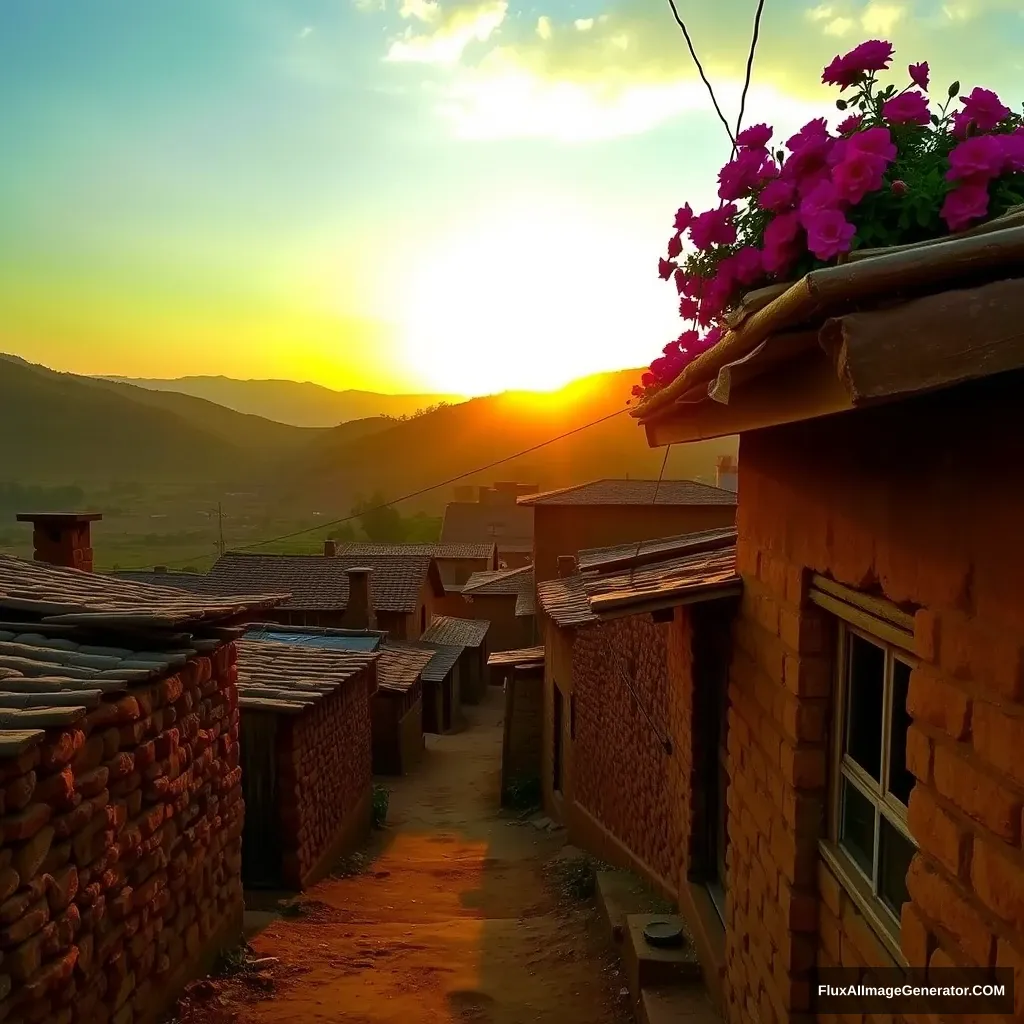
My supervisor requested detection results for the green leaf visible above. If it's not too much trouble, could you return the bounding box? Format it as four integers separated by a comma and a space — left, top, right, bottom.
948, 81, 960, 98
930, 114, 940, 126
836, 99, 848, 111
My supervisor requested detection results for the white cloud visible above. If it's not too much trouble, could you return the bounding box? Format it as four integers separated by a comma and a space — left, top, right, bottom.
387, 1, 507, 64
860, 2, 905, 33
806, 4, 835, 20
400, 0, 440, 22
574, 17, 595, 30
298, 25, 314, 39
352, 0, 386, 11
824, 15, 855, 33
537, 15, 553, 40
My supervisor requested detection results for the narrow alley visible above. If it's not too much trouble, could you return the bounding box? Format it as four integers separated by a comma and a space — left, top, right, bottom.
180, 688, 630, 1024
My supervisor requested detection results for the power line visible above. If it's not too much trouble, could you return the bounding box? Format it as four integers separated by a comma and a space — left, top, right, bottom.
118, 406, 630, 571
735, 0, 768, 144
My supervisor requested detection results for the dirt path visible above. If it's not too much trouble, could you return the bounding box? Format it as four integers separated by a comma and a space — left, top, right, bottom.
181, 688, 630, 1024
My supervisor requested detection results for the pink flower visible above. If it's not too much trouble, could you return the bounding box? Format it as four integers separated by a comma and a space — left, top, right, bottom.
658, 258, 676, 281
786, 118, 830, 154
674, 204, 695, 232
703, 326, 725, 349
1002, 131, 1024, 173
782, 118, 835, 184
667, 233, 683, 259
947, 134, 1006, 182
678, 296, 700, 320
829, 128, 896, 204
675, 270, 701, 297
723, 246, 763, 286
908, 62, 929, 91
883, 90, 931, 126
631, 384, 644, 398
759, 178, 796, 212
798, 180, 843, 230
848, 126, 898, 162
821, 40, 895, 90
805, 209, 857, 261
718, 148, 771, 200
762, 211, 802, 276
941, 182, 990, 232
736, 123, 773, 149
677, 330, 700, 352
891, 179, 909, 196
959, 87, 1011, 133
837, 114, 864, 135
688, 204, 738, 250
641, 372, 657, 387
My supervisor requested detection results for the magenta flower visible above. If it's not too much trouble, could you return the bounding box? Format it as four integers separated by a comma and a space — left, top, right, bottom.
667, 233, 683, 259
641, 372, 657, 387
677, 330, 700, 351
805, 209, 856, 260
724, 246, 763, 286
688, 205, 739, 250
1002, 132, 1024, 173
837, 114, 864, 135
736, 123, 773, 149
822, 40, 895, 90
674, 204, 695, 232
947, 134, 1006, 182
762, 211, 802, 276
829, 128, 896, 204
848, 126, 898, 162
883, 90, 931, 126
759, 178, 796, 212
782, 119, 835, 185
798, 180, 843, 229
908, 62, 929, 91
786, 118, 830, 154
718, 149, 771, 201
959, 87, 1011, 133
673, 269, 693, 295
678, 296, 700, 320
941, 182, 990, 232
658, 258, 676, 281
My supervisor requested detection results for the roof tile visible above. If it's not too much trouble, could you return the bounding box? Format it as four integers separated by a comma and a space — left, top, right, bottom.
420, 615, 490, 648
377, 644, 434, 693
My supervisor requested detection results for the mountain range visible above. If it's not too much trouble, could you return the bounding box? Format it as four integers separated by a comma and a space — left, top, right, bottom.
1, 353, 735, 516
100, 374, 465, 428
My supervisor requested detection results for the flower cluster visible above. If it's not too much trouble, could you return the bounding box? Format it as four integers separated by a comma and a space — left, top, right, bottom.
636, 40, 1024, 400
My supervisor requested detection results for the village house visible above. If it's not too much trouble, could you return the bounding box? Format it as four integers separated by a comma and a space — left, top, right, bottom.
492, 646, 546, 807
440, 483, 537, 570
197, 547, 446, 639
332, 542, 498, 595
384, 638, 464, 735
517, 478, 737, 584
536, 531, 740, 919
373, 643, 434, 774
627, 238, 1024, 1022
234, 635, 378, 890
420, 615, 491, 704
0, 533, 286, 1024
460, 565, 537, 653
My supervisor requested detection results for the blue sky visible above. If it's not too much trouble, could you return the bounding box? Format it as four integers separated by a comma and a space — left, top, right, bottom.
1, 0, 1021, 393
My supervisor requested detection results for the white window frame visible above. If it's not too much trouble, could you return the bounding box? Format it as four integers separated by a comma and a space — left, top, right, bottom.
812, 580, 918, 963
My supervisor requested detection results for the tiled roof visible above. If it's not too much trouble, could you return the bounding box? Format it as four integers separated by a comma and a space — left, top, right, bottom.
377, 644, 434, 694
420, 615, 490, 649
516, 479, 737, 507
537, 575, 596, 627
515, 584, 536, 618
385, 639, 463, 683
334, 542, 496, 561
0, 554, 286, 629
0, 624, 225, 729
577, 528, 738, 571
486, 645, 544, 668
463, 565, 532, 596
538, 530, 741, 627
202, 552, 443, 613
235, 637, 377, 714
108, 569, 219, 592
439, 502, 533, 550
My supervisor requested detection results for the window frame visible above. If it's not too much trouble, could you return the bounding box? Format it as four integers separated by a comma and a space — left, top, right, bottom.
818, 592, 919, 962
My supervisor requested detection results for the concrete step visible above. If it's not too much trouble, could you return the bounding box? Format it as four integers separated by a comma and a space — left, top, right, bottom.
636, 987, 721, 1024
595, 870, 674, 944
622, 914, 702, 1001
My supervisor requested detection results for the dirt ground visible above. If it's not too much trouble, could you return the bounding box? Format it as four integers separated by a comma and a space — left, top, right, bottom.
176, 688, 632, 1024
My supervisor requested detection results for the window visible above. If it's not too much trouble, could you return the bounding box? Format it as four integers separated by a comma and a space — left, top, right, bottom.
831, 621, 917, 926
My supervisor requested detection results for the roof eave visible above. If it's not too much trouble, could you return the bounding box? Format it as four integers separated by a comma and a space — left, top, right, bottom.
590, 581, 743, 621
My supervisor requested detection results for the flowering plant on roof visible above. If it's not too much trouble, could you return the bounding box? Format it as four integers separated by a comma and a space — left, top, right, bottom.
635, 40, 1024, 401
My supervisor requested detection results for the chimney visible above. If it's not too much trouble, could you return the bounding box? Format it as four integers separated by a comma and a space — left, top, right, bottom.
15, 512, 103, 572
716, 455, 738, 493
324, 539, 338, 557
557, 555, 577, 578
343, 566, 376, 630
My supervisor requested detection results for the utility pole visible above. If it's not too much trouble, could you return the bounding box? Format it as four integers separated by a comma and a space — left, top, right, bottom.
216, 502, 226, 558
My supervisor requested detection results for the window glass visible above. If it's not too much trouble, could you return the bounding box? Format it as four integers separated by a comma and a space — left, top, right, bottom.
878, 817, 915, 915
845, 633, 885, 781
840, 777, 876, 879
888, 659, 914, 805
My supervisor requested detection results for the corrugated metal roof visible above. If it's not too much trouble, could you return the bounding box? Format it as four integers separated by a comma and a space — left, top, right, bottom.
201, 551, 442, 613
243, 627, 382, 652
0, 554, 285, 628
420, 615, 490, 648
235, 637, 377, 714
516, 479, 736, 507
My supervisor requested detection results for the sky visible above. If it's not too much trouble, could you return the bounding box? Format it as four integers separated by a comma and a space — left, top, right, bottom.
1, 0, 1021, 396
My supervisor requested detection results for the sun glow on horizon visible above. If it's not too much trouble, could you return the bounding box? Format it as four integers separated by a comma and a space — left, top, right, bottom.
396, 203, 676, 396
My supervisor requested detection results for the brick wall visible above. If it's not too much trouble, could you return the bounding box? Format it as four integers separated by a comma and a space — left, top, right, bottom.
501, 667, 544, 802
275, 669, 373, 889
371, 690, 423, 776
724, 373, 1024, 1023
0, 646, 243, 1024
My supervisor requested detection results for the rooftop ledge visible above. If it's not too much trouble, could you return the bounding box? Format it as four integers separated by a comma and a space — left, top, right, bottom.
16, 512, 104, 523
632, 215, 1024, 448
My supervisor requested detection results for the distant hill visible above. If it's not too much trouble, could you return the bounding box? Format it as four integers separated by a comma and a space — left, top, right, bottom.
277, 369, 737, 516
103, 374, 467, 428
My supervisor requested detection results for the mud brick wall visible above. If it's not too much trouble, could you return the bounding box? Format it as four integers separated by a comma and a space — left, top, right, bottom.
501, 667, 543, 801
571, 613, 695, 896
371, 690, 423, 776
0, 644, 243, 1024
276, 672, 372, 889
723, 373, 1024, 1024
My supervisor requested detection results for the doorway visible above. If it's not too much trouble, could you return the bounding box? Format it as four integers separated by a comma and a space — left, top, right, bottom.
704, 676, 729, 922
